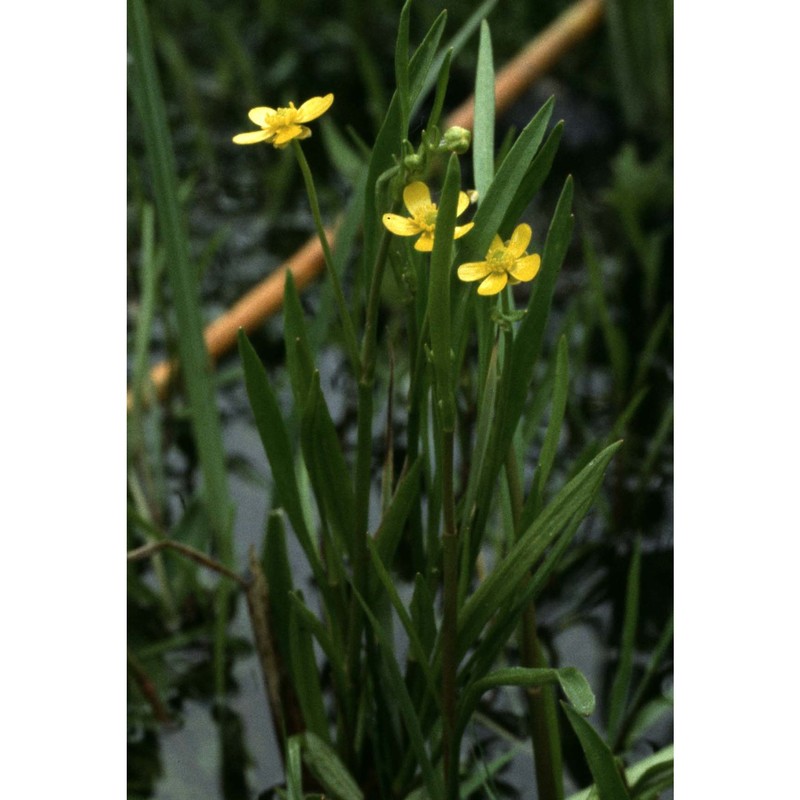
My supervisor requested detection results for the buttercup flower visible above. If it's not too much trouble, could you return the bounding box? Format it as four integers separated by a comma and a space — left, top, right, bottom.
457, 223, 541, 296
382, 181, 475, 252
232, 94, 334, 148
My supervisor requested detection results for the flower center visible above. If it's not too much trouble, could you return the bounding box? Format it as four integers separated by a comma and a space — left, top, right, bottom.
269, 103, 299, 129
415, 202, 439, 233
488, 246, 515, 274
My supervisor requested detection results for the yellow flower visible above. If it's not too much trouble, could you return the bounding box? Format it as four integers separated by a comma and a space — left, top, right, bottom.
457, 223, 541, 296
382, 181, 475, 252
232, 94, 334, 148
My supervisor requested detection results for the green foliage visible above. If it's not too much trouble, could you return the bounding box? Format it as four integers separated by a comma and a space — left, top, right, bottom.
128, 1, 672, 798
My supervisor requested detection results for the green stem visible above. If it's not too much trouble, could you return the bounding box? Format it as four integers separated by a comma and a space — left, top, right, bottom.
505, 446, 563, 800
441, 429, 459, 799
291, 140, 360, 374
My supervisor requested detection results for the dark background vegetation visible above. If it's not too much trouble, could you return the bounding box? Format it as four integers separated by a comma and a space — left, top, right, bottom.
128, 0, 673, 796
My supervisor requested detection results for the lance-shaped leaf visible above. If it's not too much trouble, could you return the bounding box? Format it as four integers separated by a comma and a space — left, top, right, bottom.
457, 441, 621, 659
562, 703, 632, 800
238, 330, 324, 586
300, 372, 356, 558
301, 731, 364, 800
457, 666, 595, 743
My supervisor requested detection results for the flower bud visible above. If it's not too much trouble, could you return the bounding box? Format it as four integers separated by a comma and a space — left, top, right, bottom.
441, 126, 471, 154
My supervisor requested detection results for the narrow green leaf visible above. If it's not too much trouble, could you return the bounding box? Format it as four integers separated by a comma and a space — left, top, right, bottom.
286, 734, 303, 800
473, 20, 495, 203
301, 731, 364, 800
354, 588, 444, 798
283, 270, 315, 405
367, 539, 439, 706
288, 595, 330, 745
608, 539, 641, 744
566, 746, 673, 800
262, 510, 295, 670
459, 97, 554, 264
374, 457, 423, 566
410, 572, 437, 658
395, 0, 412, 139
520, 334, 570, 530
300, 372, 356, 558
498, 121, 564, 239
426, 48, 452, 133
501, 176, 574, 454
237, 330, 324, 585
410, 0, 499, 120
428, 153, 461, 432
458, 441, 621, 658
562, 704, 632, 800
128, 0, 232, 561
458, 666, 595, 743
287, 593, 348, 709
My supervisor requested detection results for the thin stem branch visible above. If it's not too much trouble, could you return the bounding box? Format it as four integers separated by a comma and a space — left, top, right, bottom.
292, 140, 361, 374
127, 540, 247, 589
441, 429, 459, 799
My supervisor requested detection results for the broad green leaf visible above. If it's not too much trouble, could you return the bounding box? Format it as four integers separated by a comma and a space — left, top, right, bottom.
562, 704, 631, 800
237, 330, 324, 586
301, 731, 364, 800
473, 20, 495, 203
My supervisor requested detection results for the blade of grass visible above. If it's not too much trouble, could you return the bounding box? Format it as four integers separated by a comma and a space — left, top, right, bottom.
473, 20, 495, 203
562, 703, 632, 800
128, 0, 234, 698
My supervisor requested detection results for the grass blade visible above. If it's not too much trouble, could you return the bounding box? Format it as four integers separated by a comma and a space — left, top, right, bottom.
473, 20, 495, 202
562, 704, 632, 800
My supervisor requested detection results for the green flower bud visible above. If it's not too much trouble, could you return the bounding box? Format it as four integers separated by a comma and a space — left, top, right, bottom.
441, 126, 471, 154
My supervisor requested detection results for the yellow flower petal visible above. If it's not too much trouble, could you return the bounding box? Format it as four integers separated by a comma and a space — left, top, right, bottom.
414, 232, 435, 252
382, 213, 422, 236
457, 261, 491, 281
404, 181, 432, 215
272, 124, 309, 147
509, 253, 541, 283
487, 234, 504, 254
456, 191, 471, 216
248, 107, 274, 126
507, 223, 532, 258
233, 129, 272, 145
295, 93, 334, 123
453, 222, 475, 240
478, 272, 508, 296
